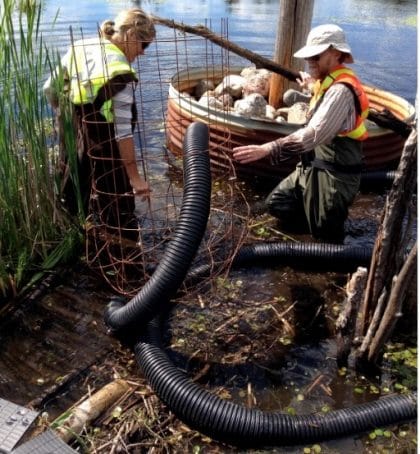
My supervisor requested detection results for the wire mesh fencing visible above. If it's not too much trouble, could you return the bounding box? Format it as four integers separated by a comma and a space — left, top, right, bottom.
80, 20, 252, 296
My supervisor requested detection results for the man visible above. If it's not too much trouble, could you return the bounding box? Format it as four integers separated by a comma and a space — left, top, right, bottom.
233, 24, 369, 243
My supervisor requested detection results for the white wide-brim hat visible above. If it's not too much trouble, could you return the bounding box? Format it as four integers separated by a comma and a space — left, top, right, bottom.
294, 24, 354, 63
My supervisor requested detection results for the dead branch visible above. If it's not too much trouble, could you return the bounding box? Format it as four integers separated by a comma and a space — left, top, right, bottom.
335, 267, 367, 365
354, 127, 417, 366
367, 242, 417, 362
357, 287, 388, 357
152, 15, 300, 81
356, 128, 417, 338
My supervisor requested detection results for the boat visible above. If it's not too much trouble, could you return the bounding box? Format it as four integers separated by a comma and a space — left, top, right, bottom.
165, 66, 415, 180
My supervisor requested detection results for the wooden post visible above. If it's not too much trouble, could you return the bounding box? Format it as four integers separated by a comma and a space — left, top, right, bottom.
268, 0, 314, 108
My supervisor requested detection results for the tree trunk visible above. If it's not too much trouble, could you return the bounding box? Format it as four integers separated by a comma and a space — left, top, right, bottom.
354, 127, 417, 366
335, 267, 368, 366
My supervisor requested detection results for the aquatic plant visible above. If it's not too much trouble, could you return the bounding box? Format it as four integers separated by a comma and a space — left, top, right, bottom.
0, 0, 82, 300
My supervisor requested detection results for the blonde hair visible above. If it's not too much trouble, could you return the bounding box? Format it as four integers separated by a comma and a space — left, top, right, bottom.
100, 8, 156, 42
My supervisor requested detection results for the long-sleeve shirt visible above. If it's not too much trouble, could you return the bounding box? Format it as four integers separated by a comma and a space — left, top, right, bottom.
268, 83, 357, 165
113, 83, 135, 141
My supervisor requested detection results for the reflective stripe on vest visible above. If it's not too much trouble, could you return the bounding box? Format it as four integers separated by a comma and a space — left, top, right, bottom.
310, 66, 370, 141
67, 37, 136, 122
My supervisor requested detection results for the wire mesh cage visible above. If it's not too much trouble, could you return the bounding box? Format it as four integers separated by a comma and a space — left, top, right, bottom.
80, 19, 254, 297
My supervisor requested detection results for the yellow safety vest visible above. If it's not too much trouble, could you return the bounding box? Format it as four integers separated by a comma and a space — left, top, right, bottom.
66, 37, 136, 122
310, 66, 369, 141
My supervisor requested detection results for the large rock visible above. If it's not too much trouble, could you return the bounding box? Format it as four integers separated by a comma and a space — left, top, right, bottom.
286, 102, 309, 124
242, 68, 271, 97
234, 93, 267, 118
198, 91, 224, 110
214, 75, 246, 98
195, 79, 215, 99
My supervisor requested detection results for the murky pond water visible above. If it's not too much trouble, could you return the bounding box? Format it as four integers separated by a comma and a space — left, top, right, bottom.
0, 0, 416, 452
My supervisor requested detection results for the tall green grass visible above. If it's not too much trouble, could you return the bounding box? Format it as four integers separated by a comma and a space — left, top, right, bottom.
0, 0, 82, 300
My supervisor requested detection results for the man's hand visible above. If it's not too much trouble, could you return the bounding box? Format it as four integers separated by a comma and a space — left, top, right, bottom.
296, 71, 316, 93
232, 144, 271, 164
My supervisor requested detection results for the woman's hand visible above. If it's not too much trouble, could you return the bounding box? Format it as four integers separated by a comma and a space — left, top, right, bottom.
131, 178, 151, 199
117, 137, 151, 199
232, 144, 271, 164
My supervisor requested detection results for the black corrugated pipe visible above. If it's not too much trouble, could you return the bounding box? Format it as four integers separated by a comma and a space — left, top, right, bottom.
360, 170, 398, 191
109, 122, 416, 446
233, 242, 372, 265
104, 122, 211, 333
186, 242, 372, 283
134, 317, 416, 448
361, 169, 397, 184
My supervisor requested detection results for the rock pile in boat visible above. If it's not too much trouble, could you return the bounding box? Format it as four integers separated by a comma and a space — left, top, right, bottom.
191, 66, 308, 124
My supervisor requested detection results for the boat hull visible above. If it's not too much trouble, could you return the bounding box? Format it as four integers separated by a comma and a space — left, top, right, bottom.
166, 67, 414, 179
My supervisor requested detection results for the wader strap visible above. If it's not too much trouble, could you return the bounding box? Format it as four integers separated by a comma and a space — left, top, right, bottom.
312, 157, 362, 174
300, 150, 315, 168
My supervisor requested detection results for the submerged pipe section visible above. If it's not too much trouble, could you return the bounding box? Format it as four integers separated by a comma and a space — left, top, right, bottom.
104, 122, 211, 333
361, 169, 397, 185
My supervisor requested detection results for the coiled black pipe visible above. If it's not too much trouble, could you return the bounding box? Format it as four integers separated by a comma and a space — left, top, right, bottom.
104, 122, 211, 333
109, 122, 416, 446
133, 239, 415, 447
134, 320, 416, 447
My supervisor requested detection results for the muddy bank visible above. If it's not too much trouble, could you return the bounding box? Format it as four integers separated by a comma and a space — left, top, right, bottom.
0, 269, 120, 414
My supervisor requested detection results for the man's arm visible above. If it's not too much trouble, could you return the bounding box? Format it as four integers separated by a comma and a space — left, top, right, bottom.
233, 84, 356, 165
267, 84, 357, 163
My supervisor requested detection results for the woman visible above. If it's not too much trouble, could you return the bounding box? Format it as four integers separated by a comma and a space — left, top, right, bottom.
44, 8, 156, 232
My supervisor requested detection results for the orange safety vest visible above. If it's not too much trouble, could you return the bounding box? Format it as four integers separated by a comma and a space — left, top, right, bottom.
310, 66, 369, 141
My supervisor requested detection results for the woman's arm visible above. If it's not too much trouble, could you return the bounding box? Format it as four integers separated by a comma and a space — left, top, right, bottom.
116, 137, 150, 195
113, 84, 150, 197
